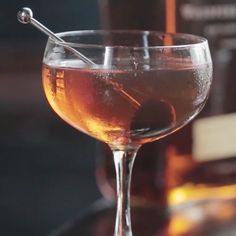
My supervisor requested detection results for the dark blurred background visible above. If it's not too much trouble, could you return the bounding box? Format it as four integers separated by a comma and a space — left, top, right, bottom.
0, 1, 102, 236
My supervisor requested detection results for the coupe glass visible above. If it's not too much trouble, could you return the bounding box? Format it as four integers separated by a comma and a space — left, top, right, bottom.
42, 30, 212, 236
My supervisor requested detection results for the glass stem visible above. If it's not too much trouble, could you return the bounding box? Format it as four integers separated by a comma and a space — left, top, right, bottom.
111, 146, 140, 236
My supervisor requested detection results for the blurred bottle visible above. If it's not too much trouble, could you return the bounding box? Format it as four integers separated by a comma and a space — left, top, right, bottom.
99, 0, 165, 30
167, 0, 236, 206
97, 0, 236, 208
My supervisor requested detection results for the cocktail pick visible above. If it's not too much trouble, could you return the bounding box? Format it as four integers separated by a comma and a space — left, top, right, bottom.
17, 7, 140, 109
17, 7, 95, 66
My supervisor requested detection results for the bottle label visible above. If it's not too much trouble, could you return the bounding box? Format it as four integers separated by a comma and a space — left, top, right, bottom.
180, 3, 236, 21
193, 113, 236, 162
178, 1, 236, 49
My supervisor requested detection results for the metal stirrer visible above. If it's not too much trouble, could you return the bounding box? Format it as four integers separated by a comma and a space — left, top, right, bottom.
17, 7, 96, 66
17, 7, 140, 108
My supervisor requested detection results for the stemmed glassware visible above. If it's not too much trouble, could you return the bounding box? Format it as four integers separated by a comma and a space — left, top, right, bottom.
42, 30, 212, 236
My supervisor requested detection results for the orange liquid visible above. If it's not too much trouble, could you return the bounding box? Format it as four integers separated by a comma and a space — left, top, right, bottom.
42, 62, 210, 146
165, 0, 176, 46
166, 0, 176, 33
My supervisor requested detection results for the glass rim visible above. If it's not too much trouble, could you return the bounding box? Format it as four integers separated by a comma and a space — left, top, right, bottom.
51, 30, 208, 50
